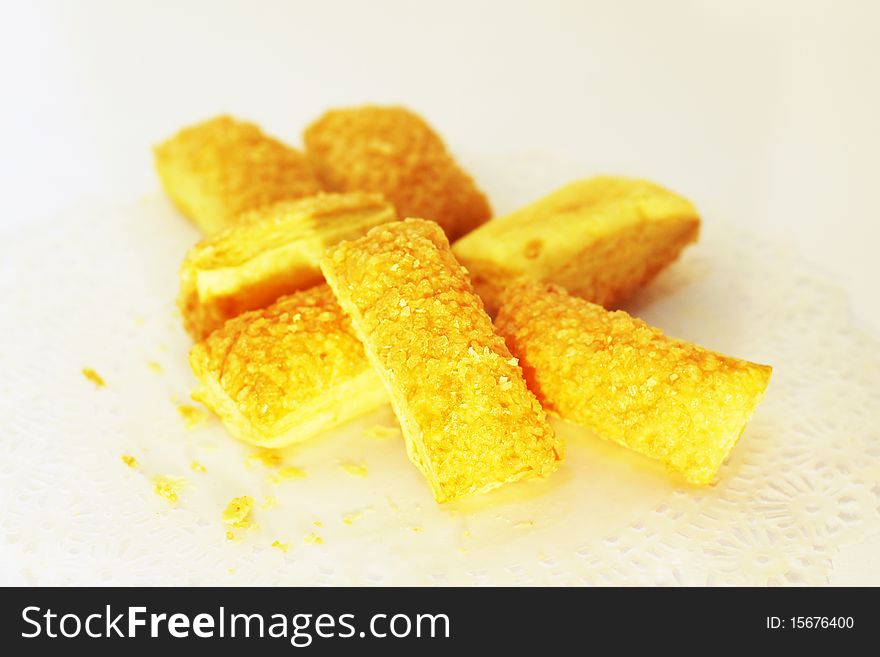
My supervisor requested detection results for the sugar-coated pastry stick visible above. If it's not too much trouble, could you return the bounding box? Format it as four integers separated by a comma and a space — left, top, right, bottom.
189, 285, 385, 448
178, 192, 396, 340
495, 280, 771, 485
304, 106, 491, 241
321, 219, 563, 503
452, 176, 700, 314
155, 116, 323, 235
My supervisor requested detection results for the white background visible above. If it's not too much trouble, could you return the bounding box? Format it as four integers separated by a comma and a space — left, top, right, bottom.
1, 0, 878, 584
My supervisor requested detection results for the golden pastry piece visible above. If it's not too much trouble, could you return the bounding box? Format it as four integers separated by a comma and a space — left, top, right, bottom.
155, 115, 323, 235
495, 280, 772, 485
304, 106, 491, 241
321, 219, 562, 503
452, 176, 700, 314
189, 285, 386, 448
178, 192, 396, 340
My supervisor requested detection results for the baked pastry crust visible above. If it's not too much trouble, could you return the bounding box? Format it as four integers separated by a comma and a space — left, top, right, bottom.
155, 115, 322, 235
178, 192, 395, 340
453, 176, 700, 314
322, 219, 562, 503
495, 280, 771, 485
189, 285, 385, 448
304, 106, 491, 241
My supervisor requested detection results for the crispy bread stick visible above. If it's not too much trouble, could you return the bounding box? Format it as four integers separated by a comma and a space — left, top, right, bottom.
304, 106, 491, 241
155, 116, 322, 235
178, 192, 395, 340
495, 280, 771, 485
189, 285, 385, 448
452, 176, 700, 314
321, 219, 562, 503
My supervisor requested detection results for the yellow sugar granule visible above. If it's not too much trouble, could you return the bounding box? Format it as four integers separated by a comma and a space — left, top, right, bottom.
304, 532, 324, 545
120, 455, 138, 468
82, 368, 105, 388
177, 404, 207, 429
152, 475, 187, 503
190, 460, 207, 474
340, 460, 368, 478
271, 540, 290, 552
222, 496, 254, 529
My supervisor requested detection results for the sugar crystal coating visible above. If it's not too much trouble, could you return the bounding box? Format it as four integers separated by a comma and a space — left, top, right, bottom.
155, 115, 323, 235
189, 285, 385, 448
495, 280, 772, 484
321, 219, 562, 503
304, 106, 491, 241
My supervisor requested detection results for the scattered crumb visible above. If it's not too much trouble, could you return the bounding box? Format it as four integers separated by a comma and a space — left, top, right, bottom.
412, 526, 423, 533
513, 520, 535, 529
147, 360, 163, 374
458, 547, 468, 554
303, 532, 324, 545
190, 460, 207, 474
120, 454, 138, 469
343, 512, 361, 525
222, 496, 254, 529
225, 531, 235, 541
248, 449, 284, 469
82, 367, 106, 388
261, 496, 277, 510
266, 465, 307, 484
340, 460, 368, 478
363, 424, 400, 440
462, 530, 472, 538
313, 520, 323, 528
271, 540, 290, 552
152, 475, 187, 503
177, 404, 207, 429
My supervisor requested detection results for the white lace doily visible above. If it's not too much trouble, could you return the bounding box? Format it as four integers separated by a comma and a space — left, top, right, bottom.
1, 155, 878, 585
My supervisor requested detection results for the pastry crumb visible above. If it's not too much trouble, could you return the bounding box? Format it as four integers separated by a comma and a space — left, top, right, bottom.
152, 475, 187, 503
303, 532, 324, 545
271, 540, 290, 552
189, 460, 207, 474
340, 460, 368, 478
222, 496, 254, 529
147, 361, 163, 374
267, 465, 307, 483
363, 424, 400, 440
121, 454, 139, 469
177, 404, 207, 428
412, 526, 424, 533
248, 449, 284, 469
82, 367, 106, 388
513, 519, 535, 529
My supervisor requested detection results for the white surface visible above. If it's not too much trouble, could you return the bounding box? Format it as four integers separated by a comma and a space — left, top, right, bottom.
1, 160, 879, 585
1, 0, 878, 585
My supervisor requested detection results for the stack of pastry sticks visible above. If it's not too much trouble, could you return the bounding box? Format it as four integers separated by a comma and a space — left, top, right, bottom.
156, 107, 771, 504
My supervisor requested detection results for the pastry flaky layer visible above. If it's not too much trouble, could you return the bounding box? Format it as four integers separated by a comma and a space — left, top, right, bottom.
321, 218, 563, 503
452, 176, 701, 314
304, 106, 491, 242
178, 192, 396, 340
155, 115, 323, 235
189, 285, 386, 449
495, 280, 772, 485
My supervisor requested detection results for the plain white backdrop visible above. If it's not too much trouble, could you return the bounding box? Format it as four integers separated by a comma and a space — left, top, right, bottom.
0, 0, 878, 584
1, 0, 878, 329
